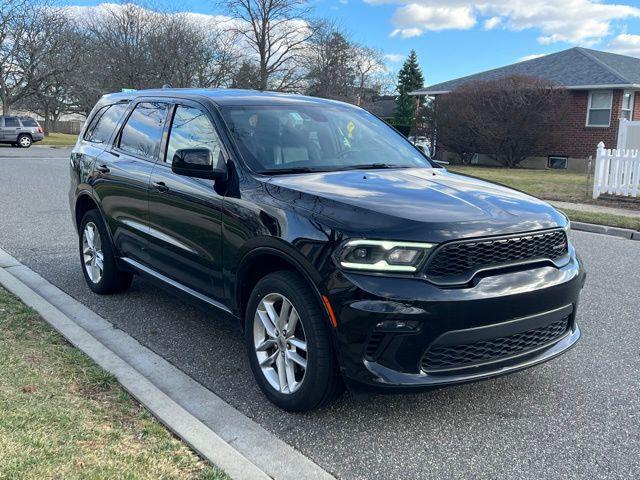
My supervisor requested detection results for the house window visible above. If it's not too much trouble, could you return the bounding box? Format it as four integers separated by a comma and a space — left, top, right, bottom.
548, 156, 568, 170
586, 90, 613, 127
621, 91, 634, 121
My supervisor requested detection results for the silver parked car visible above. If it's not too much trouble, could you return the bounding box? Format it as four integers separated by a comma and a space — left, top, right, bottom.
0, 116, 44, 148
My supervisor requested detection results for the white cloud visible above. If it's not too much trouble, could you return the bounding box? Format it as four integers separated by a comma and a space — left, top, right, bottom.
390, 4, 475, 38
483, 16, 501, 30
608, 33, 640, 57
390, 27, 423, 39
517, 53, 548, 62
384, 53, 406, 62
365, 0, 640, 45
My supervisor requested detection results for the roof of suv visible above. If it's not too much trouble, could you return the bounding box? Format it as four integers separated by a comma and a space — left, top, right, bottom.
100, 88, 354, 108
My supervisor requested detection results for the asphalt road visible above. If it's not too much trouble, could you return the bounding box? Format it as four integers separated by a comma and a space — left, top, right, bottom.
1, 147, 639, 479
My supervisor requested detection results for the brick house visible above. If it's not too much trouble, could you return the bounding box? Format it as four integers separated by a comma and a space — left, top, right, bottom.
411, 47, 640, 171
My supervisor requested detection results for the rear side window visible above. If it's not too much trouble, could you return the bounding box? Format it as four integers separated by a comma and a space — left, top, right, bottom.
4, 117, 18, 127
119, 102, 169, 160
20, 117, 38, 127
85, 103, 128, 144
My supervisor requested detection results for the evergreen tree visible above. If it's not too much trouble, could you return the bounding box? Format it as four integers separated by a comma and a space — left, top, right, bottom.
394, 50, 424, 128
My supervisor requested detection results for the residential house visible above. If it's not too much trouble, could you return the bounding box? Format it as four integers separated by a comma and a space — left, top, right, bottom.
411, 47, 640, 171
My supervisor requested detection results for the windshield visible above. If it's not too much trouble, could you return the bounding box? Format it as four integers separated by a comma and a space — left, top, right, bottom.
220, 104, 432, 174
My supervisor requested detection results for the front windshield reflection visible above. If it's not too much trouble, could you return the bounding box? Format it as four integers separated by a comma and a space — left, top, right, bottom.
221, 104, 432, 174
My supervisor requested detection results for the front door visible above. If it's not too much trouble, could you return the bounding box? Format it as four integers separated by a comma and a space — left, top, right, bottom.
147, 102, 226, 300
93, 100, 170, 264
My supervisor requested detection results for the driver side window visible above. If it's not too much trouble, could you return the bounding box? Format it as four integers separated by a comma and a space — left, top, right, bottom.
166, 105, 221, 164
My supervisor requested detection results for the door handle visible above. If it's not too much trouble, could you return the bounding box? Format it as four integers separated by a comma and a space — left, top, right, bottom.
153, 181, 170, 193
96, 164, 110, 174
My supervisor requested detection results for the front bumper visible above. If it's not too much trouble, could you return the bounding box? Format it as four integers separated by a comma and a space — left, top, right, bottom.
326, 248, 585, 390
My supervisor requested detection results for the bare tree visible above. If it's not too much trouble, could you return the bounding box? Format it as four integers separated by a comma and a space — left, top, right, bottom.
17, 14, 84, 133
305, 23, 355, 101
432, 76, 569, 167
222, 0, 317, 91
148, 12, 237, 88
84, 3, 162, 91
0, 0, 75, 114
231, 60, 261, 89
352, 45, 384, 105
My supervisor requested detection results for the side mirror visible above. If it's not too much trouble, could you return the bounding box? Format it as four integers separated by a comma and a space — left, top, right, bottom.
171, 148, 228, 181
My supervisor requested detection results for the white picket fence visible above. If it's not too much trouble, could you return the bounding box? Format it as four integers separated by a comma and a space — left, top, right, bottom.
593, 142, 640, 199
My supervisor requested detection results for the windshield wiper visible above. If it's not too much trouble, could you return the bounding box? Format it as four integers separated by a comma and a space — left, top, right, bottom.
259, 167, 324, 175
340, 163, 412, 171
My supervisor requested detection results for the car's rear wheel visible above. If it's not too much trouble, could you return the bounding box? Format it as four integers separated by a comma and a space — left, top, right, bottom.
17, 134, 32, 148
79, 210, 133, 294
245, 271, 342, 411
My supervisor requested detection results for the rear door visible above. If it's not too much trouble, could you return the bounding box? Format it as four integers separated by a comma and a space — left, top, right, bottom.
92, 99, 170, 264
2, 116, 20, 142
146, 100, 226, 299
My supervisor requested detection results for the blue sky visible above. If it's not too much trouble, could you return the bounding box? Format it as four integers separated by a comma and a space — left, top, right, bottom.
61, 0, 640, 86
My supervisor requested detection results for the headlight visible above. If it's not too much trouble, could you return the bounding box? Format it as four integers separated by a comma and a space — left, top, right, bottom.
336, 239, 436, 272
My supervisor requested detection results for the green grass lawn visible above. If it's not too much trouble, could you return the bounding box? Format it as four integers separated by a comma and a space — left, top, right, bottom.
40, 132, 78, 146
0, 287, 228, 480
448, 165, 593, 203
559, 208, 640, 231
447, 165, 640, 230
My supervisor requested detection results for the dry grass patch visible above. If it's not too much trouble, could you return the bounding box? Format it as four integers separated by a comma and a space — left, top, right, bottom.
0, 287, 228, 480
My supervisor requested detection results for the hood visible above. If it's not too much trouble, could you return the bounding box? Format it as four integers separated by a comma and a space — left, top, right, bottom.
265, 168, 567, 243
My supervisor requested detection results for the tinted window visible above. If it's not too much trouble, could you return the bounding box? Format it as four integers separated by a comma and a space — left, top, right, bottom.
4, 117, 18, 127
119, 102, 169, 159
166, 105, 221, 164
221, 105, 431, 173
20, 117, 38, 127
84, 106, 108, 139
85, 103, 128, 144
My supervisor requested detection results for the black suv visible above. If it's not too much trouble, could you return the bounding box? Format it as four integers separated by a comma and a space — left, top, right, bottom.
69, 89, 585, 411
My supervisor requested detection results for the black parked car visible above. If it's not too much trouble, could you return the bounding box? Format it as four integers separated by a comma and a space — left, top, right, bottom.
69, 89, 585, 411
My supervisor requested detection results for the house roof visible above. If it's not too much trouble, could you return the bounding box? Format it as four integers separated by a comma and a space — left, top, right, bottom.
362, 96, 397, 119
412, 47, 640, 95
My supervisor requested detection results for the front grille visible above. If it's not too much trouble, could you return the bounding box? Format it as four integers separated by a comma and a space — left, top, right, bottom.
424, 230, 568, 283
421, 317, 570, 372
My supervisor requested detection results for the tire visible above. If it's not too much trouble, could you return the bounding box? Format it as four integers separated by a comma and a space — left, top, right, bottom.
245, 271, 342, 412
78, 209, 133, 294
17, 134, 32, 148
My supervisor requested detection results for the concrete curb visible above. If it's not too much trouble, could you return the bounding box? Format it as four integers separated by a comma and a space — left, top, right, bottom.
0, 248, 336, 480
571, 221, 639, 240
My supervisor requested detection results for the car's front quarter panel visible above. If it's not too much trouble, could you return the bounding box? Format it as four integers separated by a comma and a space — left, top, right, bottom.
221, 175, 339, 316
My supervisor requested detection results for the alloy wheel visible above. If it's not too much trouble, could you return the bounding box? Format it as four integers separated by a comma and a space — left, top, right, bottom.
253, 292, 308, 394
82, 222, 103, 283
19, 136, 31, 147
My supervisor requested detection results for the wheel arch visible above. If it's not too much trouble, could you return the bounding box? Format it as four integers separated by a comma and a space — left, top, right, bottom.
74, 193, 100, 232
73, 191, 117, 251
235, 243, 332, 333
17, 132, 32, 145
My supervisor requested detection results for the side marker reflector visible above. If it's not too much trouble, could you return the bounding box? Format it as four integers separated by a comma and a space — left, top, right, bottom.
322, 295, 338, 328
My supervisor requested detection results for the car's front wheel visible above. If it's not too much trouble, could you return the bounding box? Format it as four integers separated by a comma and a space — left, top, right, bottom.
245, 271, 342, 411
79, 210, 133, 294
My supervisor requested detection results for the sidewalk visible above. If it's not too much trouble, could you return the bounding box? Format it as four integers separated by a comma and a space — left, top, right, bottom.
550, 200, 640, 219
